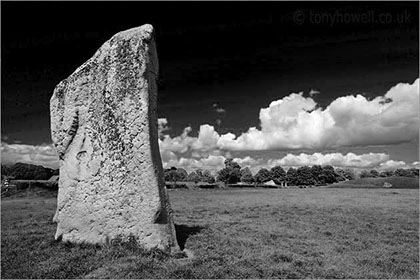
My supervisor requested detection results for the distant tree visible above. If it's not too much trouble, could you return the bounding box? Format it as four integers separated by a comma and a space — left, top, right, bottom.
216, 168, 231, 184
379, 170, 394, 177
186, 171, 200, 183
224, 158, 241, 170
202, 170, 215, 183
319, 165, 338, 184
240, 167, 254, 184
409, 168, 419, 178
296, 166, 315, 186
359, 170, 370, 178
195, 168, 204, 180
336, 168, 355, 181
270, 166, 286, 185
164, 167, 181, 182
254, 168, 272, 184
310, 165, 323, 184
164, 169, 171, 182
286, 167, 298, 185
176, 168, 188, 181
8, 162, 54, 180
393, 168, 412, 177
1, 165, 11, 179
216, 159, 241, 184
369, 169, 379, 178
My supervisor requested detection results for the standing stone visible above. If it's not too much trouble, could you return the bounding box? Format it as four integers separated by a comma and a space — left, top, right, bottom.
50, 24, 179, 252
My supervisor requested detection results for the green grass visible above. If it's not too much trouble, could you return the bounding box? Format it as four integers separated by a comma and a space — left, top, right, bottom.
2, 188, 419, 279
328, 176, 419, 189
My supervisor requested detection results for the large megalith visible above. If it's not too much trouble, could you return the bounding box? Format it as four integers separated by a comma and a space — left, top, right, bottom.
50, 24, 180, 252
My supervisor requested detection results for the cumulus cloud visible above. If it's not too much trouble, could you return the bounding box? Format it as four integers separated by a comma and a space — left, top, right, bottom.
267, 152, 390, 168
218, 79, 419, 150
378, 160, 408, 170
159, 124, 220, 154
160, 79, 419, 154
1, 142, 59, 169
160, 150, 401, 174
163, 154, 226, 173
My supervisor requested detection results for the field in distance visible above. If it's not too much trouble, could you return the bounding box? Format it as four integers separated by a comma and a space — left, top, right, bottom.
327, 176, 419, 189
1, 187, 418, 279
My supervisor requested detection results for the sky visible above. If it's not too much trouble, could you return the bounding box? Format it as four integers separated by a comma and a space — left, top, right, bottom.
1, 2, 419, 173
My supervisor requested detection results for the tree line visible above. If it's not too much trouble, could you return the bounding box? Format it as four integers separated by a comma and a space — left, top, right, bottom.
1, 163, 58, 180
2, 160, 418, 185
165, 159, 419, 186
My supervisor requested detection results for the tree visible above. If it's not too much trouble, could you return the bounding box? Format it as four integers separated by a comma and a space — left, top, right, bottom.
216, 159, 241, 184
224, 158, 240, 170
286, 167, 298, 185
311, 165, 323, 184
1, 165, 11, 180
336, 168, 355, 181
216, 168, 231, 184
409, 168, 419, 178
359, 170, 370, 178
164, 167, 182, 182
254, 168, 272, 184
202, 170, 215, 183
296, 166, 315, 186
195, 168, 204, 180
240, 167, 254, 184
186, 171, 200, 183
369, 169, 379, 178
379, 170, 394, 177
319, 165, 338, 184
176, 168, 188, 181
270, 166, 286, 185
8, 162, 54, 180
394, 168, 411, 177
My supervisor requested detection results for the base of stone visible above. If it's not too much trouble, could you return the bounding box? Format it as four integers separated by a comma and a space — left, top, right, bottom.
170, 248, 195, 265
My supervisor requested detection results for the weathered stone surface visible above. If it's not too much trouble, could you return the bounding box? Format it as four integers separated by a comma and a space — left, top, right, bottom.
50, 24, 179, 251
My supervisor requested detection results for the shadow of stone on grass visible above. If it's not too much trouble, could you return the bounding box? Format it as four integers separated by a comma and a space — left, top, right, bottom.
175, 224, 205, 250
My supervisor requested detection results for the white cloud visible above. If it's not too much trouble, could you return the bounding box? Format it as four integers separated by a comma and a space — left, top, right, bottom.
218, 79, 419, 150
159, 126, 196, 153
1, 142, 59, 169
163, 154, 226, 174
160, 150, 400, 174
379, 160, 408, 170
159, 124, 220, 154
267, 152, 390, 168
158, 79, 419, 157
411, 162, 420, 169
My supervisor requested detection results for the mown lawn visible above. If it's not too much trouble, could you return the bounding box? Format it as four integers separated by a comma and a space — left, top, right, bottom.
1, 188, 419, 279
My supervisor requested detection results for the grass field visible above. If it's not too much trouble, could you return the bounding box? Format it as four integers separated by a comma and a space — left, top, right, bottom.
2, 188, 419, 279
328, 176, 419, 189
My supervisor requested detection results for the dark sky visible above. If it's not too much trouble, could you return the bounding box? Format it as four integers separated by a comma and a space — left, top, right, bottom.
2, 1, 419, 146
